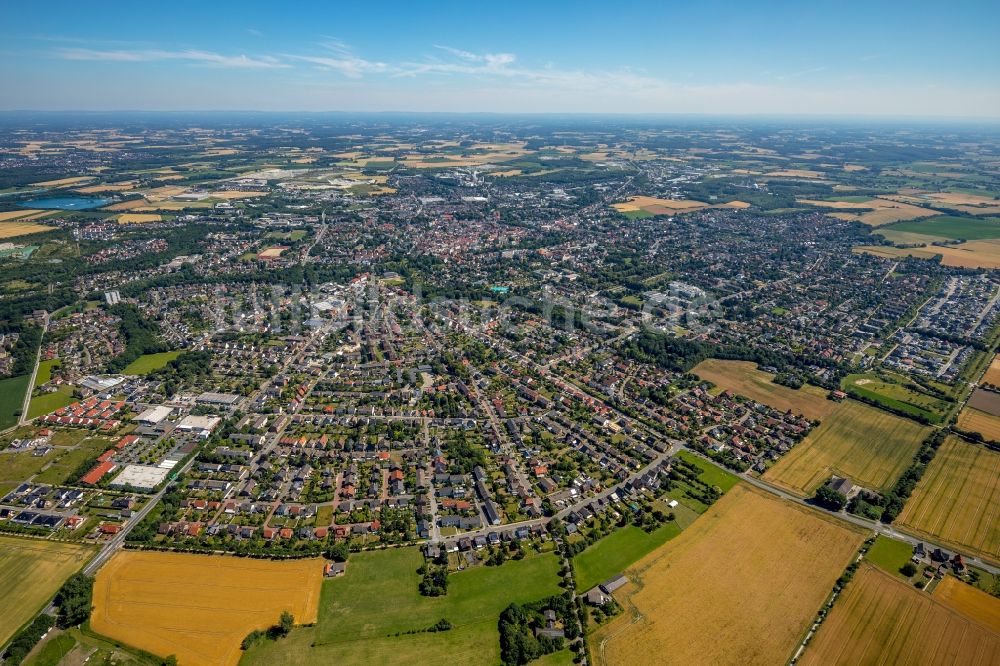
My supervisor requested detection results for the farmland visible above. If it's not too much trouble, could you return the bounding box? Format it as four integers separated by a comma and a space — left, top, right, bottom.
934, 575, 1000, 633
242, 546, 562, 666
798, 197, 938, 226
981, 355, 1000, 386
0, 220, 55, 238
880, 215, 1000, 241
763, 400, 929, 495
896, 437, 1000, 562
799, 564, 1000, 665
91, 551, 323, 666
0, 535, 94, 647
590, 484, 865, 666
957, 406, 1000, 441
692, 359, 837, 420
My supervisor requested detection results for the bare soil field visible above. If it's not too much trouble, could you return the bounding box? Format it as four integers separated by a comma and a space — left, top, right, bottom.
692, 359, 837, 420
764, 399, 929, 495
591, 484, 865, 666
800, 564, 1000, 666
896, 437, 1000, 563
91, 551, 322, 666
935, 575, 1000, 633
968, 388, 1000, 416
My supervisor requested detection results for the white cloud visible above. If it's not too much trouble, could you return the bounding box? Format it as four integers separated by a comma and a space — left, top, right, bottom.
56, 47, 288, 69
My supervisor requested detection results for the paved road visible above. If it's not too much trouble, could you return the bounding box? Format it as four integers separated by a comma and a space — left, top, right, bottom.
82, 453, 198, 576
684, 448, 1000, 575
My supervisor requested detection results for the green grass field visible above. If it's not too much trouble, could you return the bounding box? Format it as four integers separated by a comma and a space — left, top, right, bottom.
27, 385, 75, 419
0, 436, 110, 494
122, 351, 181, 375
865, 535, 913, 575
574, 522, 682, 592
0, 374, 30, 430
0, 536, 94, 647
882, 215, 1000, 240
33, 359, 59, 388
676, 450, 740, 492
32, 436, 112, 485
764, 400, 929, 495
241, 547, 562, 666
24, 624, 161, 666
841, 373, 947, 423
573, 453, 737, 592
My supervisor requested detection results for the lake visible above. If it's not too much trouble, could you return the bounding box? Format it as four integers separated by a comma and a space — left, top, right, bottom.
19, 196, 111, 210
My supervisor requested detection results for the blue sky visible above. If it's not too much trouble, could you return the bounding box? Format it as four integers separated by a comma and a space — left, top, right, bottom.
1, 0, 998, 117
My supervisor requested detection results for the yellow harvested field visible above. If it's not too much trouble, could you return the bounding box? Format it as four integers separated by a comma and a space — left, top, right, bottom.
209, 190, 269, 200
716, 200, 751, 209
896, 437, 1000, 562
0, 209, 61, 222
103, 199, 150, 211
800, 564, 1000, 666
143, 185, 188, 201
935, 575, 1000, 633
855, 241, 1000, 269
956, 407, 1000, 441
92, 551, 323, 666
489, 169, 524, 177
30, 175, 94, 187
981, 355, 1000, 387
764, 399, 929, 495
0, 220, 56, 238
613, 196, 709, 215
843, 164, 867, 171
800, 197, 939, 226
692, 359, 838, 420
854, 245, 941, 261
765, 169, 824, 178
76, 181, 137, 193
0, 536, 93, 646
116, 213, 162, 224
930, 240, 1000, 269
592, 484, 865, 666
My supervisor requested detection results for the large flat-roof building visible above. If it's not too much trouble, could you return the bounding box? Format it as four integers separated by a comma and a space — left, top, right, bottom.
110, 464, 170, 492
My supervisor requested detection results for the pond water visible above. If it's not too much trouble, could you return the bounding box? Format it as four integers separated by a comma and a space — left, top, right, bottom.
19, 196, 111, 210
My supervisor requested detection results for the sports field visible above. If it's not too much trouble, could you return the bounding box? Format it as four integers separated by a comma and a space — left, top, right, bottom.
957, 406, 1000, 441
0, 535, 94, 647
122, 351, 181, 375
764, 400, 929, 495
91, 551, 323, 666
242, 546, 562, 666
935, 575, 1000, 633
590, 484, 865, 666
692, 359, 837, 420
896, 437, 1000, 562
799, 564, 1000, 665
